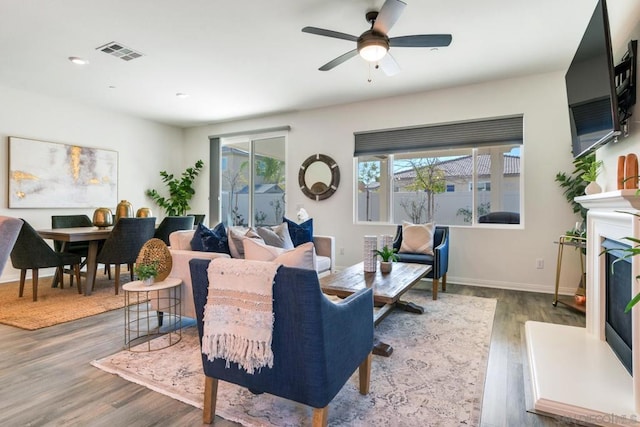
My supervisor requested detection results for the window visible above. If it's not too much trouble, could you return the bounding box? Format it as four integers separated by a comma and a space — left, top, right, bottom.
211, 130, 287, 227
354, 116, 522, 226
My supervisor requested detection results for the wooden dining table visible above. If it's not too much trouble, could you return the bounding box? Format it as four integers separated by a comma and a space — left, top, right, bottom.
38, 226, 112, 296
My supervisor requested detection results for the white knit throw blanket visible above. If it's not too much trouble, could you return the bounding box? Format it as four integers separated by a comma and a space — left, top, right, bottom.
202, 258, 280, 374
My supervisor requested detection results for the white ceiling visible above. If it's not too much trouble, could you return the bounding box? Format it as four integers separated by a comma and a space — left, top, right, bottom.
1, 0, 639, 128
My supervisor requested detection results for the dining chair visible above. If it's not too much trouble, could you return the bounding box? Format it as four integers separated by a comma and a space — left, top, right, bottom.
0, 216, 23, 276
96, 217, 156, 294
10, 219, 82, 301
187, 214, 206, 229
154, 216, 194, 245
51, 214, 93, 287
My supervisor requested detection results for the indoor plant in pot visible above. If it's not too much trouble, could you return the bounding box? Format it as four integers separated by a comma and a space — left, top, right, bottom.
375, 245, 399, 273
146, 159, 204, 216
135, 261, 159, 285
582, 158, 603, 195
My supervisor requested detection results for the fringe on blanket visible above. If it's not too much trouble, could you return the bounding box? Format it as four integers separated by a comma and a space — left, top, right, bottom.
201, 258, 280, 374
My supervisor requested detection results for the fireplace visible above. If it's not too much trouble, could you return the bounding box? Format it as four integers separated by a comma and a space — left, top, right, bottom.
603, 238, 633, 375
525, 190, 640, 426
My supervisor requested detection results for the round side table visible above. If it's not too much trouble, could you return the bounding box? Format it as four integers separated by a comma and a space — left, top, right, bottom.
123, 277, 182, 352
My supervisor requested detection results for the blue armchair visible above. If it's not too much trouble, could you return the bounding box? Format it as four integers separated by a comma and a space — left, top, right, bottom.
189, 258, 374, 426
393, 225, 449, 300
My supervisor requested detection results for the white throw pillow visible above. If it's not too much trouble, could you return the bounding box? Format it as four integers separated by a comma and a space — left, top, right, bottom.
243, 239, 316, 270
399, 221, 435, 255
256, 222, 294, 249
227, 227, 263, 259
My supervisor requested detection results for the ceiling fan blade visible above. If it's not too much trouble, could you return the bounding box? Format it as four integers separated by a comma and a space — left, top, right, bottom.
373, 0, 407, 35
319, 49, 359, 71
389, 34, 452, 48
379, 53, 401, 76
302, 26, 358, 42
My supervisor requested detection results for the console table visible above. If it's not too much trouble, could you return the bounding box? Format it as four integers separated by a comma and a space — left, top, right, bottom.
552, 235, 586, 313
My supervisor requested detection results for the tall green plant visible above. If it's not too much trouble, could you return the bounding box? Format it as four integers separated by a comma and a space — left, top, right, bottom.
555, 153, 596, 225
146, 160, 204, 216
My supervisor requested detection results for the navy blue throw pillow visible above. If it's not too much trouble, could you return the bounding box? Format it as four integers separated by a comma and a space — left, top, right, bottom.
283, 217, 313, 247
190, 222, 230, 255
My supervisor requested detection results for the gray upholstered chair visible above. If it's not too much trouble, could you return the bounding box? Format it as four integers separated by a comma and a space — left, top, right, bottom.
10, 219, 82, 301
96, 217, 156, 294
0, 216, 23, 276
154, 216, 194, 245
51, 214, 93, 286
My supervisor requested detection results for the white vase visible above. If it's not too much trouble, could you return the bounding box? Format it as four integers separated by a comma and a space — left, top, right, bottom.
143, 277, 155, 286
585, 182, 602, 195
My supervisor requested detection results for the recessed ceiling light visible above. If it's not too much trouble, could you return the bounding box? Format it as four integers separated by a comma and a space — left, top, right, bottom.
176, 93, 189, 99
68, 56, 89, 65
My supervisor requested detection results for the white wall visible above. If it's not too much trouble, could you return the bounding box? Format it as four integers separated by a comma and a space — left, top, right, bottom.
184, 71, 582, 294
0, 85, 184, 282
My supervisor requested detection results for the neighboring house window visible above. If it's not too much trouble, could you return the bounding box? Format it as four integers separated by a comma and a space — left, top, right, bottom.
354, 116, 522, 226
210, 130, 288, 227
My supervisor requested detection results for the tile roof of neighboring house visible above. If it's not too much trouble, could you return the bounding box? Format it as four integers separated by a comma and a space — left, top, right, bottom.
394, 154, 520, 180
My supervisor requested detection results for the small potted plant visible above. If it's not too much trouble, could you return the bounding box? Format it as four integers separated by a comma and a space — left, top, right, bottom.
135, 261, 159, 286
375, 245, 399, 274
582, 159, 603, 195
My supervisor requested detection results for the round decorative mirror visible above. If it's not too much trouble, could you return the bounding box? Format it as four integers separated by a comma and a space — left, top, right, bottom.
299, 154, 340, 201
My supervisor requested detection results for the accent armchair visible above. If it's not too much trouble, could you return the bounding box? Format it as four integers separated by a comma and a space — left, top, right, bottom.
0, 216, 23, 276
190, 258, 374, 426
393, 225, 449, 300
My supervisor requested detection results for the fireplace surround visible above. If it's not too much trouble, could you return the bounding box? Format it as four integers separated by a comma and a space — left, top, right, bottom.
525, 190, 640, 426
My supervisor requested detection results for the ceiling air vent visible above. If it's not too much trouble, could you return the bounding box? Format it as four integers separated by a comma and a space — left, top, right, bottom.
96, 42, 143, 61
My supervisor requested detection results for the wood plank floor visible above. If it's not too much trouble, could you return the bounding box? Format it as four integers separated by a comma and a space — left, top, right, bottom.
0, 282, 584, 426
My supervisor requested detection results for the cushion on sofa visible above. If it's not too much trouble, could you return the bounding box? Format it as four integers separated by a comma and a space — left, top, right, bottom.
243, 239, 316, 270
283, 217, 313, 247
190, 222, 230, 254
257, 222, 295, 249
399, 221, 435, 255
227, 227, 264, 258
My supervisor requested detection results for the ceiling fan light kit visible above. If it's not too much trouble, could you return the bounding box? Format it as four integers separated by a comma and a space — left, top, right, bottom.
358, 31, 389, 62
301, 0, 452, 76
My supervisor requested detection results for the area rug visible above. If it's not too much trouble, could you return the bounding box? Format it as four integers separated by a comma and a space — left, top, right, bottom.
0, 273, 137, 330
91, 291, 497, 426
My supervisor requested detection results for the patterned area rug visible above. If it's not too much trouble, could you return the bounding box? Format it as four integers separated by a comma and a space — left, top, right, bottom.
91, 290, 497, 426
0, 273, 138, 330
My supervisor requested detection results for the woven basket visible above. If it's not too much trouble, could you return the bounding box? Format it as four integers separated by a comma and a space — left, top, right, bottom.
136, 238, 172, 281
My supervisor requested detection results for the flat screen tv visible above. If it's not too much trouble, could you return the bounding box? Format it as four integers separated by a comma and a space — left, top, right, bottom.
565, 0, 620, 158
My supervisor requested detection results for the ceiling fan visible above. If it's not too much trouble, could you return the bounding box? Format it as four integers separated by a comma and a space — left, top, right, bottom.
301, 0, 452, 76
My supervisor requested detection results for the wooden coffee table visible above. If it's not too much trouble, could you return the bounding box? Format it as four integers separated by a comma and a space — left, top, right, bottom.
320, 261, 431, 356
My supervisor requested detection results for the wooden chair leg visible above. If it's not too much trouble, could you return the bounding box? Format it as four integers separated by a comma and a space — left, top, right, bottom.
74, 264, 82, 294
203, 376, 218, 424
69, 265, 74, 287
114, 264, 121, 295
55, 266, 64, 289
432, 278, 439, 300
32, 268, 39, 302
19, 270, 26, 297
312, 406, 328, 427
359, 352, 372, 395
442, 273, 447, 292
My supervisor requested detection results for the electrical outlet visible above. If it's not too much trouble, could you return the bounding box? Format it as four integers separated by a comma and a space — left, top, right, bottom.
536, 258, 544, 269
339, 248, 345, 255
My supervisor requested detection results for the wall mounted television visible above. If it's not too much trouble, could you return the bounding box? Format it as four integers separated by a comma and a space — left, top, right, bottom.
565, 0, 621, 159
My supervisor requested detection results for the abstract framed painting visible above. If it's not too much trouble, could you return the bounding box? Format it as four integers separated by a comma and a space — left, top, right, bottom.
8, 137, 118, 208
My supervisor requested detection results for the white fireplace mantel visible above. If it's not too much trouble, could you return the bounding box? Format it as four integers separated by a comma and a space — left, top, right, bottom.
525, 190, 640, 426
575, 189, 640, 211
